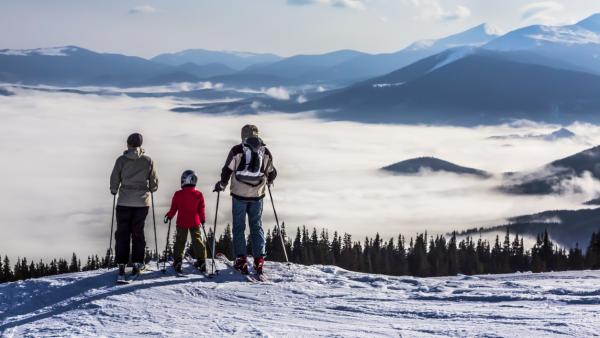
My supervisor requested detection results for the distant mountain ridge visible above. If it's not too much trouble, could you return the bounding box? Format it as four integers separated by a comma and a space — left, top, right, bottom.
382, 157, 491, 178
151, 49, 282, 70
502, 145, 600, 195
461, 207, 600, 249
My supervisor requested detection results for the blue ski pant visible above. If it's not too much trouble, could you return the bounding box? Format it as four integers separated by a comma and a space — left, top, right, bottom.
232, 197, 266, 258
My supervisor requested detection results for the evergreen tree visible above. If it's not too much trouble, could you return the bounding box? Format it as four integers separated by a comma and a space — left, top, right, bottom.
291, 227, 303, 263
586, 232, 600, 269
447, 232, 459, 276
1, 256, 11, 282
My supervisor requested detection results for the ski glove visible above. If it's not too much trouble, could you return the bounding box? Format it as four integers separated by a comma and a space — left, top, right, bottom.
213, 182, 225, 192
164, 216, 171, 224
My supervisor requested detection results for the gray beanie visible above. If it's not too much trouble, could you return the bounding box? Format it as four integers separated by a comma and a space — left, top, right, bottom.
127, 133, 143, 147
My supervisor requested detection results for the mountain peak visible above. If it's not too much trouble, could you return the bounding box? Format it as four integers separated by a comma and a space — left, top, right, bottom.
577, 13, 600, 32
481, 23, 503, 36
459, 23, 503, 37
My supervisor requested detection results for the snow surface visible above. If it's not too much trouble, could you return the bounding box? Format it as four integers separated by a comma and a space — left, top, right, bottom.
0, 47, 75, 57
372, 82, 405, 88
1, 261, 600, 337
527, 26, 600, 45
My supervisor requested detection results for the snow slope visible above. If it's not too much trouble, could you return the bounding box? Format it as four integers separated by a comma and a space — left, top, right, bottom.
1, 261, 600, 337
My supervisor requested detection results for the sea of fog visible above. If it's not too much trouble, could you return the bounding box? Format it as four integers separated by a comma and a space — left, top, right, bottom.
1, 85, 600, 260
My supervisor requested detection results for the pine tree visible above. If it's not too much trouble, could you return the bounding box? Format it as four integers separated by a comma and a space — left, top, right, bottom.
4, 256, 13, 282
586, 232, 600, 269
69, 253, 79, 273
291, 227, 303, 263
447, 232, 459, 276
569, 243, 585, 270
408, 234, 429, 277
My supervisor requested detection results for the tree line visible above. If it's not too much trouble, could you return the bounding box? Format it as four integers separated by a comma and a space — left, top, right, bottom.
2, 225, 600, 283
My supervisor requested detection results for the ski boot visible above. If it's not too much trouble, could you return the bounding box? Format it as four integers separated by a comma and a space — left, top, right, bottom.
234, 256, 249, 275
174, 260, 184, 274
195, 260, 207, 273
254, 256, 265, 275
131, 262, 144, 277
116, 264, 127, 283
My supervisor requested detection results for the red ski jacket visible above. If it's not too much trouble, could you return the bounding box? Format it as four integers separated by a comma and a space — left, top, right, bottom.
165, 187, 206, 229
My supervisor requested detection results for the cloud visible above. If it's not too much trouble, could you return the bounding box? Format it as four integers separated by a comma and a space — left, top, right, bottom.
520, 1, 564, 25
2, 85, 600, 261
287, 0, 366, 10
128, 5, 156, 15
406, 0, 471, 22
264, 86, 291, 100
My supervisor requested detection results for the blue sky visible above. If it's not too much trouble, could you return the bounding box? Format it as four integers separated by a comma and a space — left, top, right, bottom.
1, 0, 600, 57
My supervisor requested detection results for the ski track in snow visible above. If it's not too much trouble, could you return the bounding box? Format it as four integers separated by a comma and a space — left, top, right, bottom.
1, 262, 600, 337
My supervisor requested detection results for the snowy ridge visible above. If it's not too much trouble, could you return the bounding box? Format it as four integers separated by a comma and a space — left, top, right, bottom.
0, 47, 77, 57
527, 26, 600, 45
1, 261, 600, 336
430, 47, 475, 72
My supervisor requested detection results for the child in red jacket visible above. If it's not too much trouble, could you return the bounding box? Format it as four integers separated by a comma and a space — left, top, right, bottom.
164, 170, 207, 273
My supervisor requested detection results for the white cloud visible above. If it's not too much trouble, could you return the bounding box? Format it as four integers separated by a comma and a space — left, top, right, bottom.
264, 86, 291, 100
128, 5, 156, 15
406, 0, 471, 22
296, 95, 308, 103
287, 0, 366, 10
520, 1, 565, 25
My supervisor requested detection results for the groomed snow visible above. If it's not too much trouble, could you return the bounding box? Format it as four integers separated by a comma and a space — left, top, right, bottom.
1, 261, 600, 337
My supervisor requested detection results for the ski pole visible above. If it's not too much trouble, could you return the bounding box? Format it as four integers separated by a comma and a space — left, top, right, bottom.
162, 218, 172, 273
212, 191, 220, 271
107, 194, 116, 268
267, 185, 289, 264
200, 223, 217, 277
151, 191, 160, 271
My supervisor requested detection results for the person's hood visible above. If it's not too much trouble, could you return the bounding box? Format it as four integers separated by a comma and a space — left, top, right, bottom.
123, 147, 144, 160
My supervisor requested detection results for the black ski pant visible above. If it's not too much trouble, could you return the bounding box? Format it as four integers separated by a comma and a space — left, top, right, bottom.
115, 206, 149, 265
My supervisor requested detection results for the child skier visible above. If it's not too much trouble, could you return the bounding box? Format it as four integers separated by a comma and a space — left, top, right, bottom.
164, 170, 207, 273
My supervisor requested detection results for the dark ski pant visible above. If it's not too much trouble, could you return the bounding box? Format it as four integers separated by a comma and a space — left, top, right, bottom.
115, 206, 149, 265
173, 227, 207, 265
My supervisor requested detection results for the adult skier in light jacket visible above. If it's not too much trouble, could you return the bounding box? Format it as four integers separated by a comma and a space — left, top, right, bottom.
110, 133, 159, 279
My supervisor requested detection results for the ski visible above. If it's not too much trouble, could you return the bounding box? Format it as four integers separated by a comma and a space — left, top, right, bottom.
184, 255, 216, 278
255, 273, 268, 282
116, 275, 130, 284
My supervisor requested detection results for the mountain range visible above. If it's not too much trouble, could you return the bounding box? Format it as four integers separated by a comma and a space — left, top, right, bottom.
3, 14, 600, 124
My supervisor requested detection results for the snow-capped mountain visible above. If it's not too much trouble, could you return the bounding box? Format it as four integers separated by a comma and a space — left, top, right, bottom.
303, 48, 600, 124
484, 14, 600, 73
0, 46, 234, 86
151, 49, 283, 70
0, 46, 170, 86
310, 23, 502, 83
1, 261, 599, 336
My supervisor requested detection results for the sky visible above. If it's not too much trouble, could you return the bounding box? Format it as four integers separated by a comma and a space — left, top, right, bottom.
2, 85, 600, 260
2, 0, 600, 58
